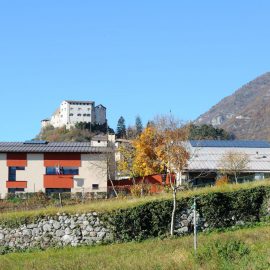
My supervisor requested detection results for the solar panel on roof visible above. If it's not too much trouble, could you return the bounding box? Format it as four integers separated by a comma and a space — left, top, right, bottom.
190, 140, 270, 148
24, 140, 48, 145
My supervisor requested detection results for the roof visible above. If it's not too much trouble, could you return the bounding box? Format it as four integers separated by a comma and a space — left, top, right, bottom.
115, 139, 131, 143
188, 143, 270, 172
190, 140, 270, 148
92, 135, 108, 141
0, 141, 110, 153
64, 100, 94, 105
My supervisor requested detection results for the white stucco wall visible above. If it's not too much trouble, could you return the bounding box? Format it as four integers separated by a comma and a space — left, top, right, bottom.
0, 152, 108, 198
27, 154, 45, 193
0, 154, 8, 199
41, 100, 107, 129
73, 154, 107, 193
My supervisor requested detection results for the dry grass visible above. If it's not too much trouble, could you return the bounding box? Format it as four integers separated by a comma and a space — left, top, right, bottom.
0, 180, 269, 224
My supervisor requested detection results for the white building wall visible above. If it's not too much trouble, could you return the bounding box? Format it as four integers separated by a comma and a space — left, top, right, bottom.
60, 101, 69, 127
15, 154, 45, 193
42, 100, 107, 129
0, 154, 8, 199
50, 109, 62, 128
73, 154, 107, 193
27, 154, 45, 193
41, 120, 51, 129
0, 152, 108, 198
68, 103, 94, 127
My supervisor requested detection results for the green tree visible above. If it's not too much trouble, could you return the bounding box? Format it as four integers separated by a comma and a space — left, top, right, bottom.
116, 116, 127, 139
189, 124, 233, 140
135, 116, 143, 136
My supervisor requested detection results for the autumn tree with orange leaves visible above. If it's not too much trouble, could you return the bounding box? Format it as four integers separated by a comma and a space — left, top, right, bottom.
154, 115, 190, 235
118, 115, 191, 235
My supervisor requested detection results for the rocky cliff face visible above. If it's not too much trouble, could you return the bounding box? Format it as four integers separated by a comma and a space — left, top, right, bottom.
196, 72, 270, 140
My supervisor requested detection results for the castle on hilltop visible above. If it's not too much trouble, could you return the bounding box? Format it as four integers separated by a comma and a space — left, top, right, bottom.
41, 100, 107, 129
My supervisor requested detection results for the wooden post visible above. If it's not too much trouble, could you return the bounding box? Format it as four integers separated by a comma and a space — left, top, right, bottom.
194, 197, 198, 254
59, 193, 63, 208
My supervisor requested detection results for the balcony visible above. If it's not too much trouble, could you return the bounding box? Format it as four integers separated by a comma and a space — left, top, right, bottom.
6, 181, 27, 189
44, 175, 74, 189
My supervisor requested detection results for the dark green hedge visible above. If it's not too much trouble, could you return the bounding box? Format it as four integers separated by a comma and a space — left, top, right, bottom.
102, 186, 270, 242
102, 199, 189, 242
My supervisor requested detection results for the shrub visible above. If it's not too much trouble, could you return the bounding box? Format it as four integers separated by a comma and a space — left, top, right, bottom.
196, 240, 250, 264
130, 184, 151, 198
102, 186, 270, 242
102, 199, 188, 241
216, 175, 229, 186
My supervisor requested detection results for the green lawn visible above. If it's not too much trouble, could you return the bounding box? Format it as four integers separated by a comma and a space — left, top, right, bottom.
1, 180, 269, 225
0, 225, 269, 270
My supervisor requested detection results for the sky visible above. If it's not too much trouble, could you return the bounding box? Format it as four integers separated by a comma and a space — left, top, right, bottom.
1, 1, 270, 141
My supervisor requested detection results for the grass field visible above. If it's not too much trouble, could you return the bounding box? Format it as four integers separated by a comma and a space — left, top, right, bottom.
1, 180, 269, 225
0, 225, 269, 270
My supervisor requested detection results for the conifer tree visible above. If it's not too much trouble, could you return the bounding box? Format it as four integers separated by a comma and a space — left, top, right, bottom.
135, 116, 143, 136
116, 116, 127, 138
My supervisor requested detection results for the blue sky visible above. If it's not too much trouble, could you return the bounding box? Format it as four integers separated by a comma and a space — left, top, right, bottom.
0, 1, 270, 141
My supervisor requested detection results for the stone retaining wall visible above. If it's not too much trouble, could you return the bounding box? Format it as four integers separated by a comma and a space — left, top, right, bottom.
0, 212, 112, 252
0, 208, 209, 253
0, 195, 269, 254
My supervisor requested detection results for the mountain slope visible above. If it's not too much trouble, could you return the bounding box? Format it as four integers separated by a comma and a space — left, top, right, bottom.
196, 72, 270, 140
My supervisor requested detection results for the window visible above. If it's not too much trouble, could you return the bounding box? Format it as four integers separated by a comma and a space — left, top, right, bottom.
45, 188, 71, 195
87, 114, 91, 117
83, 114, 87, 116
9, 167, 16, 181
77, 114, 81, 116
8, 188, 25, 193
8, 167, 25, 181
69, 113, 73, 116
92, 184, 99, 190
46, 167, 79, 175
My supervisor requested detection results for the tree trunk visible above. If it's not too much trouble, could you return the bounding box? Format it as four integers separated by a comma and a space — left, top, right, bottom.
179, 171, 183, 186
170, 186, 177, 236
132, 176, 136, 185
141, 177, 145, 197
108, 168, 118, 198
169, 172, 177, 236
234, 173, 238, 184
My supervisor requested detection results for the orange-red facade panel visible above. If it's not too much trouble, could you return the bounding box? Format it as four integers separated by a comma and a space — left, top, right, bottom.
44, 153, 81, 167
6, 181, 27, 188
7, 153, 27, 167
43, 175, 74, 189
